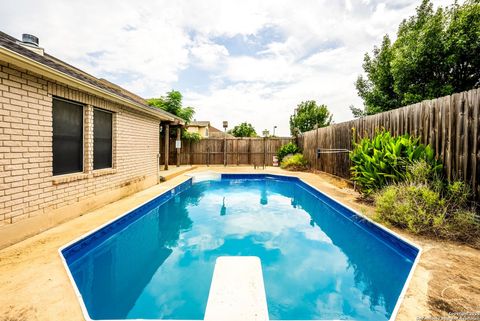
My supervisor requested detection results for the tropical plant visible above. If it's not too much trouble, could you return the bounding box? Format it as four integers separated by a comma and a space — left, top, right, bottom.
229, 122, 257, 137
350, 130, 441, 195
280, 153, 308, 171
277, 142, 300, 163
289, 101, 332, 135
353, 0, 480, 116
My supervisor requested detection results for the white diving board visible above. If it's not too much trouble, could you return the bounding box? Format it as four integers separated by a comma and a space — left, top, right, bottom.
204, 256, 269, 321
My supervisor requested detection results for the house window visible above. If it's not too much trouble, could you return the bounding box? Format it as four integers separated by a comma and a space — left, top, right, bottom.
52, 97, 84, 175
205, 126, 209, 137
93, 108, 113, 170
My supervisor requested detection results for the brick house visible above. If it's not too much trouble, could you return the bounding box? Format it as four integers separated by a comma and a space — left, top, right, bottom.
0, 32, 183, 248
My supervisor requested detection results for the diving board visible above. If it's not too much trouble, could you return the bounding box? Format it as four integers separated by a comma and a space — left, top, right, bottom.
204, 256, 269, 321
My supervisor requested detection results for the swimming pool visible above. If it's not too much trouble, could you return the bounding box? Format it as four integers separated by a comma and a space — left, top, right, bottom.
60, 173, 420, 321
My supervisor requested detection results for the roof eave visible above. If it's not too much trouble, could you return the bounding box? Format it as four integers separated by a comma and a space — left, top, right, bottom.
0, 46, 184, 124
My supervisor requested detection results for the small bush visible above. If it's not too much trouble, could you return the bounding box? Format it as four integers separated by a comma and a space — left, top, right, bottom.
277, 142, 300, 162
375, 183, 446, 234
375, 182, 480, 243
406, 160, 439, 185
280, 153, 308, 171
375, 161, 480, 244
182, 131, 201, 142
350, 130, 442, 195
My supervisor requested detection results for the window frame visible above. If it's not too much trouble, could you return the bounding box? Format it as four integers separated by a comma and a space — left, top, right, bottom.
93, 107, 114, 170
52, 96, 85, 176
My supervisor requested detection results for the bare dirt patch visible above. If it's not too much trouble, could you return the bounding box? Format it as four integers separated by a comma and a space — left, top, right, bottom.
0, 306, 37, 321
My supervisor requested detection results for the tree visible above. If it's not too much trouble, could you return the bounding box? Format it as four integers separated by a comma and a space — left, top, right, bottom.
391, 1, 449, 105
445, 0, 480, 92
289, 101, 332, 135
229, 122, 257, 137
353, 0, 480, 117
147, 90, 199, 141
355, 35, 400, 116
147, 90, 195, 123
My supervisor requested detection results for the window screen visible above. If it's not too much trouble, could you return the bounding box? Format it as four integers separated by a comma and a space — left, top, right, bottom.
52, 98, 84, 175
93, 108, 113, 169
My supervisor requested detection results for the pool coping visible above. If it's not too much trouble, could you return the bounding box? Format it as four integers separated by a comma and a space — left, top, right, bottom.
58, 172, 422, 321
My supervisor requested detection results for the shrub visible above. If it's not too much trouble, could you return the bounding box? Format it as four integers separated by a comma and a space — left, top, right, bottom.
375, 161, 480, 245
277, 142, 300, 162
280, 153, 308, 171
350, 130, 442, 195
375, 182, 479, 243
375, 183, 446, 234
182, 131, 201, 142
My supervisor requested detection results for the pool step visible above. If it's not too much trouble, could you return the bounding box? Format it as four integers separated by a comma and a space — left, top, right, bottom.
204, 256, 269, 321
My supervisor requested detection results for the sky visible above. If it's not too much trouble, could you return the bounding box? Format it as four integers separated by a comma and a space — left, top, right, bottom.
0, 0, 455, 136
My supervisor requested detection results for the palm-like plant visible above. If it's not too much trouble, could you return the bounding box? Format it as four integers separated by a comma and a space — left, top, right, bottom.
350, 130, 442, 195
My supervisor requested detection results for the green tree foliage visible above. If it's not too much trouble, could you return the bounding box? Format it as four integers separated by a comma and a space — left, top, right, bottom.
446, 0, 480, 92
182, 131, 201, 142
289, 101, 332, 135
354, 0, 480, 116
229, 122, 257, 137
147, 90, 195, 123
355, 36, 400, 116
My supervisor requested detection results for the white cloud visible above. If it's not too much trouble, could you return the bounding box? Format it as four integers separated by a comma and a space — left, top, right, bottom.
223, 56, 306, 83
189, 38, 229, 70
0, 0, 456, 135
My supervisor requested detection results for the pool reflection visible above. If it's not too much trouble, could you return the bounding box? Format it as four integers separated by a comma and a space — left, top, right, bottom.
69, 178, 413, 321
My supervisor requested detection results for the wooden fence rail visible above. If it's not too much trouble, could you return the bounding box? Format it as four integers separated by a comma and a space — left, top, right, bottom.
161, 137, 294, 167
298, 88, 480, 199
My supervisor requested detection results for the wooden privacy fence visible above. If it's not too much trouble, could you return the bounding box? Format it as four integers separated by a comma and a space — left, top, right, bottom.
161, 137, 294, 167
298, 88, 480, 198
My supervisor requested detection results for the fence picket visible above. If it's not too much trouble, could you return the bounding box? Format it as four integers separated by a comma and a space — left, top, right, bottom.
297, 89, 479, 199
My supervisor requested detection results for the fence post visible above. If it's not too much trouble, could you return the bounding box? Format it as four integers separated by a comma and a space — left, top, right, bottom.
176, 127, 181, 167
224, 137, 227, 167
189, 140, 192, 165
236, 139, 239, 165
263, 137, 266, 169
207, 147, 210, 167
164, 123, 169, 170
315, 125, 319, 172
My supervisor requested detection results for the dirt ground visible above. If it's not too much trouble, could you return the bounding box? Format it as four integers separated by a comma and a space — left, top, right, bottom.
0, 166, 479, 321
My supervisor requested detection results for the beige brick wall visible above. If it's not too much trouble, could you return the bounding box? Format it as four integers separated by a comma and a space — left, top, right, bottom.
0, 62, 160, 227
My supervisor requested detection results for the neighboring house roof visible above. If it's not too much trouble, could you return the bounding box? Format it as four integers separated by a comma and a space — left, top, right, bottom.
0, 31, 183, 124
187, 121, 210, 127
209, 125, 222, 133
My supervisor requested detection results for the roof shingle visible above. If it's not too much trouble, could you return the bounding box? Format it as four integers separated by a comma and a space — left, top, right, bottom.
0, 31, 182, 122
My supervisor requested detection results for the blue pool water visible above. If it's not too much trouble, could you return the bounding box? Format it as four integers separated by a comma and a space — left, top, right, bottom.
62, 174, 418, 321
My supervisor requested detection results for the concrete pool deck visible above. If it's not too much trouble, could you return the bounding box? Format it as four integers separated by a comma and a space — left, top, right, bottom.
0, 166, 479, 320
